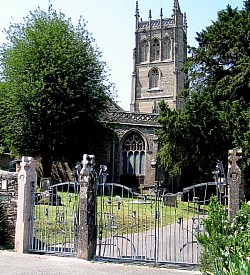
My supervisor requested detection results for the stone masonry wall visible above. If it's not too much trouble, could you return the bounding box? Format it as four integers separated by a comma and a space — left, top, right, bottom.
114, 123, 159, 189
0, 170, 18, 247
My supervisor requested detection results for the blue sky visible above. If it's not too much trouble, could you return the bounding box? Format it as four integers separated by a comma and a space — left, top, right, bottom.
0, 0, 244, 110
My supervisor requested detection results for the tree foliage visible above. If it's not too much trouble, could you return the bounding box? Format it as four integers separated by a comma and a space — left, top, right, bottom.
158, 1, 250, 187
184, 1, 250, 105
0, 6, 115, 175
158, 92, 228, 185
198, 197, 250, 274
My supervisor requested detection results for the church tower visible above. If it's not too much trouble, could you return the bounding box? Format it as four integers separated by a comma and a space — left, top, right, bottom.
130, 0, 187, 113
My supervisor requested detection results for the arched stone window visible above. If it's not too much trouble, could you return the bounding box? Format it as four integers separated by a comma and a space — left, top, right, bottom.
162, 37, 171, 60
151, 38, 160, 61
140, 40, 149, 63
122, 132, 145, 175
149, 68, 159, 89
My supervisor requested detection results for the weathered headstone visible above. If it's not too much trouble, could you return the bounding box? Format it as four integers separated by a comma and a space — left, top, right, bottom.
164, 193, 177, 207
227, 148, 244, 222
40, 177, 51, 192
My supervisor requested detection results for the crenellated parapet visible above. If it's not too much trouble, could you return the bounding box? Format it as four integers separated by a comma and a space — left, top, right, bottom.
138, 18, 174, 31
108, 111, 160, 127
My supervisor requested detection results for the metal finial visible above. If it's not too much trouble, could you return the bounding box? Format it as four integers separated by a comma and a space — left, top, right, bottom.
149, 10, 152, 19
174, 0, 181, 12
135, 1, 140, 17
48, 0, 52, 15
174, 0, 177, 9
184, 12, 188, 32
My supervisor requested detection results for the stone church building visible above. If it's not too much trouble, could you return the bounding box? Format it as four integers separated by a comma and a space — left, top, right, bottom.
106, 0, 187, 191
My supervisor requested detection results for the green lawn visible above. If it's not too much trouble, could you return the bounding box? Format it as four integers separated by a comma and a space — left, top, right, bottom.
96, 195, 207, 237
32, 191, 207, 245
32, 191, 79, 246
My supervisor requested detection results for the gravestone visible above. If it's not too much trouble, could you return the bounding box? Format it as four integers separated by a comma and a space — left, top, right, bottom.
227, 148, 244, 222
40, 177, 51, 192
164, 193, 177, 207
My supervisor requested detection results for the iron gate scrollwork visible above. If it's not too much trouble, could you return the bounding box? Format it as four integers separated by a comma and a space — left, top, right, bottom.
28, 160, 227, 263
29, 180, 80, 255
96, 181, 224, 265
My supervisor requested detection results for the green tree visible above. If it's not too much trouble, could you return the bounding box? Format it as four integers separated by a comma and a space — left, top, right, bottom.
184, 1, 250, 105
0, 6, 115, 175
158, 1, 250, 187
158, 92, 228, 186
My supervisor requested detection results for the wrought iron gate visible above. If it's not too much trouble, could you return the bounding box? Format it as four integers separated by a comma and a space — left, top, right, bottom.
96, 181, 224, 265
28, 181, 80, 255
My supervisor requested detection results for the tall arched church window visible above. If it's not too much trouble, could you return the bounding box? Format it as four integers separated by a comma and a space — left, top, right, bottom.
151, 38, 160, 61
122, 132, 145, 175
149, 68, 159, 89
140, 40, 149, 63
162, 37, 171, 60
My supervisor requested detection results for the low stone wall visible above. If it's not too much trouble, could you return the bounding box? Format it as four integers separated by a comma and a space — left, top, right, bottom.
0, 170, 18, 247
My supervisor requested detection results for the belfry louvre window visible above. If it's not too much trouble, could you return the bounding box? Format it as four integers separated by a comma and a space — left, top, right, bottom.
122, 133, 145, 175
151, 38, 160, 61
149, 68, 159, 89
162, 37, 171, 60
140, 40, 149, 63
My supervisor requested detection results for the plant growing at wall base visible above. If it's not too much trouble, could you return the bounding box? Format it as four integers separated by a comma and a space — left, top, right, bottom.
198, 197, 250, 274
0, 201, 7, 248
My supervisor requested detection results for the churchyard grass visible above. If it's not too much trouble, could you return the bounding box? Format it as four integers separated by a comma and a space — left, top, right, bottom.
33, 191, 207, 245
96, 195, 207, 237
33, 191, 79, 246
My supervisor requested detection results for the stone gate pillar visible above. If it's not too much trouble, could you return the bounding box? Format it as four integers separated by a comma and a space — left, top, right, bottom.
15, 156, 36, 253
77, 154, 97, 260
227, 148, 244, 222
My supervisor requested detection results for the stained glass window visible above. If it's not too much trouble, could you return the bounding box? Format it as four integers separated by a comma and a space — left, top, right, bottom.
122, 133, 145, 175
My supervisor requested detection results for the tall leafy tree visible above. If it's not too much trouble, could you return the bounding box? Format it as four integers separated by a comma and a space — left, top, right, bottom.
158, 93, 228, 187
0, 6, 115, 175
158, 1, 250, 187
184, 0, 250, 105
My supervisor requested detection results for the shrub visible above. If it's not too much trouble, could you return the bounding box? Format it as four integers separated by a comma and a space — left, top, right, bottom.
198, 196, 250, 274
